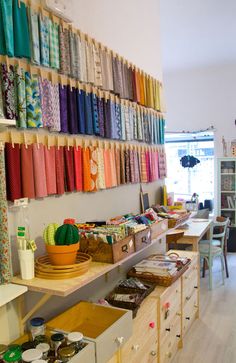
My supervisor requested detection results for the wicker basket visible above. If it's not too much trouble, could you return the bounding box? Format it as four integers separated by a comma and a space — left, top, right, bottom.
168, 212, 191, 229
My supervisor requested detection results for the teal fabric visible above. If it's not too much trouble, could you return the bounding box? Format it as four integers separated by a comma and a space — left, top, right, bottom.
13, 0, 30, 58
0, 0, 14, 57
0, 4, 6, 55
28, 7, 40, 64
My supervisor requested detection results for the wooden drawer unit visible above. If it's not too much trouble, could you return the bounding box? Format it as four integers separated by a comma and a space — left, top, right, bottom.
150, 219, 168, 240
134, 228, 152, 251
159, 316, 181, 363
69, 342, 96, 363
182, 265, 198, 303
182, 290, 198, 336
48, 301, 133, 363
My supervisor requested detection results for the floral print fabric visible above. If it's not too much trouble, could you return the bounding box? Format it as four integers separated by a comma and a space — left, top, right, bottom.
0, 64, 17, 119
25, 72, 42, 128
15, 65, 26, 128
39, 14, 50, 67
28, 7, 40, 65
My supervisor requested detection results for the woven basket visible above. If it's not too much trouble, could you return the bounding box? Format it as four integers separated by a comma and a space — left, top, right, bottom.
168, 212, 191, 229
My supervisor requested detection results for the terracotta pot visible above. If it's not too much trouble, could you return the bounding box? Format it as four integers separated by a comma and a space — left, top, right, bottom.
46, 243, 80, 266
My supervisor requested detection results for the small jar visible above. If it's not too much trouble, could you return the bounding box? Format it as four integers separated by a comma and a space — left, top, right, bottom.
58, 346, 76, 363
21, 342, 36, 352
29, 318, 45, 341
21, 348, 42, 363
67, 332, 84, 352
0, 346, 8, 359
50, 334, 66, 357
33, 336, 48, 346
35, 344, 50, 359
3, 349, 21, 363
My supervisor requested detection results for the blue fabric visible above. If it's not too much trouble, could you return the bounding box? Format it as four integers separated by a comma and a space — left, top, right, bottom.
76, 89, 86, 134
97, 97, 105, 138
84, 92, 94, 135
91, 93, 100, 135
67, 87, 78, 134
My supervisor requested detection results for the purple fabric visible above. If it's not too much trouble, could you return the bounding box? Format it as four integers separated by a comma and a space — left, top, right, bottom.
59, 84, 68, 133
67, 86, 78, 134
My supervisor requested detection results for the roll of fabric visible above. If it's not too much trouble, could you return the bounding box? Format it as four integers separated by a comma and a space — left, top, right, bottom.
0, 64, 17, 120
44, 146, 56, 195
55, 146, 65, 195
64, 146, 75, 192
21, 144, 35, 199
39, 13, 50, 67
0, 0, 14, 57
74, 146, 83, 192
32, 143, 47, 198
67, 86, 79, 134
49, 19, 59, 69
59, 84, 68, 133
0, 145, 12, 284
76, 88, 86, 134
59, 25, 71, 75
15, 65, 27, 128
83, 146, 92, 192
28, 7, 40, 65
103, 148, 112, 189
5, 142, 22, 201
25, 72, 42, 128
13, 0, 30, 58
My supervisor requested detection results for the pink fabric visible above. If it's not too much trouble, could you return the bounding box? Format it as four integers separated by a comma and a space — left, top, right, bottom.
55, 147, 65, 195
145, 151, 151, 183
21, 144, 35, 199
74, 146, 83, 192
44, 146, 57, 195
32, 143, 48, 198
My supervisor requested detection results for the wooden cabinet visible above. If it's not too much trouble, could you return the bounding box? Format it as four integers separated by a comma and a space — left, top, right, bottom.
108, 250, 199, 363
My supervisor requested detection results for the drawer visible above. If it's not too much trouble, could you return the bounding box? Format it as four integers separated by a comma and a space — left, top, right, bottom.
183, 290, 198, 336
134, 228, 151, 251
48, 301, 133, 363
160, 279, 181, 332
122, 336, 158, 363
106, 353, 118, 363
150, 219, 168, 240
160, 316, 181, 363
183, 267, 198, 303
70, 341, 96, 363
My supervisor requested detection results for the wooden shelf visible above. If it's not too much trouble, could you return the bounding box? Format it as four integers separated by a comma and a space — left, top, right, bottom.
12, 230, 168, 297
0, 119, 16, 127
221, 191, 235, 193
0, 283, 27, 307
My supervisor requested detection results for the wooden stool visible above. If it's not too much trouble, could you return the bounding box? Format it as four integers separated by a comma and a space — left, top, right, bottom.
166, 231, 185, 250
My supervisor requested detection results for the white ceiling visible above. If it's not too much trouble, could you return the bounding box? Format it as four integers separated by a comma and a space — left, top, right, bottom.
159, 0, 236, 72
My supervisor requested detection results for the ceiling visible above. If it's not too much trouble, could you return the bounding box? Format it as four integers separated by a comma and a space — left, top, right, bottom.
159, 0, 236, 72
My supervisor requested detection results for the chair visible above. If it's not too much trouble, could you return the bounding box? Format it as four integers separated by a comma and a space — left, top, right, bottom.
199, 219, 229, 290
214, 216, 230, 278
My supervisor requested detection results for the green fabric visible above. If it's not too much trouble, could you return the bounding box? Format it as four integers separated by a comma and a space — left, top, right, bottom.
13, 0, 30, 58
49, 19, 59, 69
0, 0, 14, 57
0, 4, 6, 55
28, 7, 40, 65
15, 65, 26, 128
25, 71, 42, 128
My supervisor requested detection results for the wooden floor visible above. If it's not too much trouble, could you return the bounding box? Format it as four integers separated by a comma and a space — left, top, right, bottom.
172, 253, 236, 363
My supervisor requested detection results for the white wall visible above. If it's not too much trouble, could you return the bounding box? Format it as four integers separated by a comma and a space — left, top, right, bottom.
5, 0, 164, 342
163, 63, 236, 211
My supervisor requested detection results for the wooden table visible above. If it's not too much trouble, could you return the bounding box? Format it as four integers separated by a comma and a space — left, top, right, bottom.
167, 219, 212, 251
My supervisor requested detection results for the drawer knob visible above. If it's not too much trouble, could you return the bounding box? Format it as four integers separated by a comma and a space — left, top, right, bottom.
132, 344, 140, 351
164, 302, 170, 309
115, 336, 124, 346
176, 334, 181, 338
149, 321, 155, 329
166, 352, 172, 358
194, 286, 198, 289
186, 317, 190, 320
150, 351, 157, 356
186, 296, 191, 301
194, 304, 198, 308
166, 328, 171, 332
176, 312, 181, 316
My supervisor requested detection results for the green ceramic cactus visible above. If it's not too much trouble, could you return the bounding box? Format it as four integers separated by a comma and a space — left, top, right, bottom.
43, 223, 59, 245
54, 224, 80, 246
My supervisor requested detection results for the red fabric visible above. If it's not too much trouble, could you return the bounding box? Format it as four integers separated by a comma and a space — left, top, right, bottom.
32, 143, 48, 198
21, 144, 35, 199
55, 147, 65, 195
5, 143, 22, 202
73, 146, 83, 192
44, 146, 57, 195
64, 146, 75, 192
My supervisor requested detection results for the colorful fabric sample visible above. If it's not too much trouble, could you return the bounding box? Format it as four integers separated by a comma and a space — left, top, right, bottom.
44, 146, 57, 195
21, 144, 35, 199
39, 14, 50, 67
5, 142, 22, 201
28, 7, 40, 64
59, 25, 71, 75
32, 143, 47, 198
15, 65, 26, 128
25, 72, 42, 128
74, 146, 83, 192
0, 64, 17, 120
13, 0, 30, 58
49, 20, 59, 69
59, 84, 68, 133
55, 146, 65, 195
0, 0, 14, 56
64, 146, 75, 192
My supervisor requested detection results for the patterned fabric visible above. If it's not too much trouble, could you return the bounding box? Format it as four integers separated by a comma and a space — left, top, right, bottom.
115, 102, 122, 140
59, 25, 71, 75
13, 0, 30, 58
0, 64, 17, 119
0, 146, 12, 284
93, 44, 102, 87
120, 103, 126, 141
97, 147, 106, 189
59, 84, 68, 133
104, 100, 117, 139
89, 146, 98, 192
76, 88, 86, 134
49, 20, 59, 69
50, 84, 61, 132
28, 7, 40, 64
0, 81, 5, 118
140, 150, 148, 183
86, 41, 95, 84
100, 49, 114, 91
97, 96, 105, 138
25, 71, 42, 128
133, 150, 140, 183
39, 14, 50, 67
15, 65, 26, 128
124, 149, 131, 183
78, 36, 87, 82
0, 0, 14, 57
39, 78, 53, 128
112, 57, 123, 96
145, 151, 151, 182
124, 103, 131, 141
129, 149, 135, 183
5, 142, 22, 201
84, 92, 94, 135
120, 148, 125, 184
91, 93, 100, 135
158, 147, 167, 179
69, 31, 79, 78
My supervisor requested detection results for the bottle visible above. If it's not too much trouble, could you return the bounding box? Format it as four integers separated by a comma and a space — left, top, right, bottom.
58, 346, 76, 363
67, 332, 84, 352
29, 317, 45, 341
35, 344, 50, 359
50, 334, 66, 357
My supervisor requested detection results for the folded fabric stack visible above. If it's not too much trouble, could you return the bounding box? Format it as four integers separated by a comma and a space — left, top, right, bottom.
134, 259, 178, 277
78, 224, 126, 244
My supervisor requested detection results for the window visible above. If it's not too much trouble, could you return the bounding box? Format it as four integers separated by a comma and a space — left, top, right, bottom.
165, 132, 214, 204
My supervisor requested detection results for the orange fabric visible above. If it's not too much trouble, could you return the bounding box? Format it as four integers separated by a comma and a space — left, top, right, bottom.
135, 70, 141, 104
103, 149, 112, 188
148, 77, 154, 109
115, 148, 121, 186
139, 72, 145, 106
83, 147, 92, 192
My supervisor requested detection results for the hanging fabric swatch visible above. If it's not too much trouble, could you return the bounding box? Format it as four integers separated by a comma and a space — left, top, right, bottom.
15, 65, 26, 128
32, 143, 47, 198
28, 7, 40, 65
129, 149, 135, 183
133, 149, 140, 183
39, 13, 50, 67
112, 57, 123, 96
96, 146, 106, 189
12, 0, 30, 58
59, 84, 68, 133
59, 25, 71, 75
110, 148, 117, 187
158, 148, 167, 179
100, 48, 114, 91
103, 148, 112, 189
69, 31, 79, 78
91, 93, 100, 135
76, 88, 86, 134
0, 145, 12, 284
104, 99, 117, 139
120, 103, 126, 141
64, 146, 75, 192
89, 146, 98, 192
68, 86, 78, 134
120, 147, 126, 184
77, 35, 87, 83
86, 41, 95, 84
84, 92, 94, 135
0, 0, 14, 57
21, 144, 35, 199
124, 149, 131, 183
115, 147, 121, 186
97, 96, 105, 138
82, 146, 92, 192
44, 146, 57, 195
39, 78, 53, 128
55, 146, 65, 195
5, 142, 22, 201
153, 150, 159, 180
93, 44, 103, 87
25, 72, 42, 128
50, 84, 61, 132
0, 81, 5, 118
145, 150, 151, 182
0, 64, 17, 120
159, 116, 165, 144
73, 146, 83, 192
140, 150, 147, 183
115, 102, 122, 140
49, 20, 59, 69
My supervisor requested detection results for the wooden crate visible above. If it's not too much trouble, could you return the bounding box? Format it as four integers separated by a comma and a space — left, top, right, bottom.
134, 228, 151, 252
80, 235, 135, 264
150, 219, 168, 240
